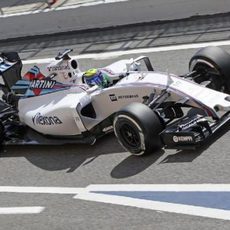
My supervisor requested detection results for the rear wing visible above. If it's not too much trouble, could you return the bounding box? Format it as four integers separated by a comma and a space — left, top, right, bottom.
0, 52, 22, 94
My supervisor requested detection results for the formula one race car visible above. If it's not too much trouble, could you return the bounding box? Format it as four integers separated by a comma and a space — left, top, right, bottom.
0, 46, 230, 156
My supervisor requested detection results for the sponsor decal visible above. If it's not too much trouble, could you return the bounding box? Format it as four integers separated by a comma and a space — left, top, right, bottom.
47, 65, 70, 72
32, 113, 62, 126
30, 80, 56, 89
118, 94, 139, 99
109, 94, 118, 102
173, 135, 193, 143
109, 94, 139, 101
178, 116, 201, 130
24, 66, 46, 81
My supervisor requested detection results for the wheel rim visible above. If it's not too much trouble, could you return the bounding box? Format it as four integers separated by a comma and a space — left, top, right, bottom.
193, 63, 226, 92
119, 123, 141, 148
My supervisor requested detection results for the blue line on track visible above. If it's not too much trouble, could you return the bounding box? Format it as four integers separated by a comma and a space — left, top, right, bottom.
93, 191, 230, 210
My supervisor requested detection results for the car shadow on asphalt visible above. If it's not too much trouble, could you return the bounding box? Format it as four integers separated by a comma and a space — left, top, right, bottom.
110, 123, 230, 178
1, 124, 229, 176
0, 133, 125, 173
159, 148, 203, 164
110, 149, 164, 179
0, 133, 164, 176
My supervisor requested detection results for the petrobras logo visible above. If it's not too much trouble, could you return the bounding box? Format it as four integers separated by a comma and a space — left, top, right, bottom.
173, 135, 193, 143
109, 93, 139, 102
32, 113, 62, 126
30, 80, 56, 89
109, 94, 118, 101
118, 94, 139, 99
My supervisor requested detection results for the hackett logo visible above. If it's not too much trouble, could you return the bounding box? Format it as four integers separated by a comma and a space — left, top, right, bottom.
32, 113, 62, 126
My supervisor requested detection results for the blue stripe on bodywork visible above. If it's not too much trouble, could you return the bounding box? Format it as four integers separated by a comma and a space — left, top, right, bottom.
0, 63, 12, 72
11, 79, 71, 97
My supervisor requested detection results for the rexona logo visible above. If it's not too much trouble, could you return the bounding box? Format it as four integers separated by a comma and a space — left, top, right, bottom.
173, 135, 193, 143
30, 80, 56, 89
32, 113, 62, 126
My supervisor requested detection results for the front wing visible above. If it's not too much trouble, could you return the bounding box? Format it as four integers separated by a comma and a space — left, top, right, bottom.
160, 112, 230, 149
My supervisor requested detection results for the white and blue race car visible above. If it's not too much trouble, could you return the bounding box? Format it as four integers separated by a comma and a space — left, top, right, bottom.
0, 46, 230, 156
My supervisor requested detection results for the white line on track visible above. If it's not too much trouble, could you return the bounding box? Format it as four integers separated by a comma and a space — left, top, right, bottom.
1, 184, 230, 219
86, 184, 230, 191
1, 184, 230, 194
22, 39, 230, 65
0, 207, 44, 215
0, 186, 85, 194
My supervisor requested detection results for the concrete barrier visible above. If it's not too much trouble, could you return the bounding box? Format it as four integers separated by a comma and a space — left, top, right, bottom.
0, 0, 229, 41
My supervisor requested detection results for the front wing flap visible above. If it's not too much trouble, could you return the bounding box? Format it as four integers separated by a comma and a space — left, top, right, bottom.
160, 113, 230, 149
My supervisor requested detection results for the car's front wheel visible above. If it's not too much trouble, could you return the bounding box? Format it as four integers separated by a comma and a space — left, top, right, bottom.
113, 103, 164, 156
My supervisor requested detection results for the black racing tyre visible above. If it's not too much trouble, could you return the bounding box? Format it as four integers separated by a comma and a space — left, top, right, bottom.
113, 103, 165, 156
189, 46, 230, 93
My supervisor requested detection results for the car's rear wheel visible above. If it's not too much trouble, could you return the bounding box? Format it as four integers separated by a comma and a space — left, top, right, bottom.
0, 121, 5, 144
189, 46, 230, 93
113, 103, 164, 156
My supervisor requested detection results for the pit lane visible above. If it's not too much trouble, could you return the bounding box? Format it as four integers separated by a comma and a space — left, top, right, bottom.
0, 44, 230, 229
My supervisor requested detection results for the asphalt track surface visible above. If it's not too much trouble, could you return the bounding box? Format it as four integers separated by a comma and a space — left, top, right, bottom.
1, 1, 230, 229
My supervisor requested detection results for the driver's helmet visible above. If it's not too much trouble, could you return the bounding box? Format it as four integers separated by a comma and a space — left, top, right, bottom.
83, 68, 110, 88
